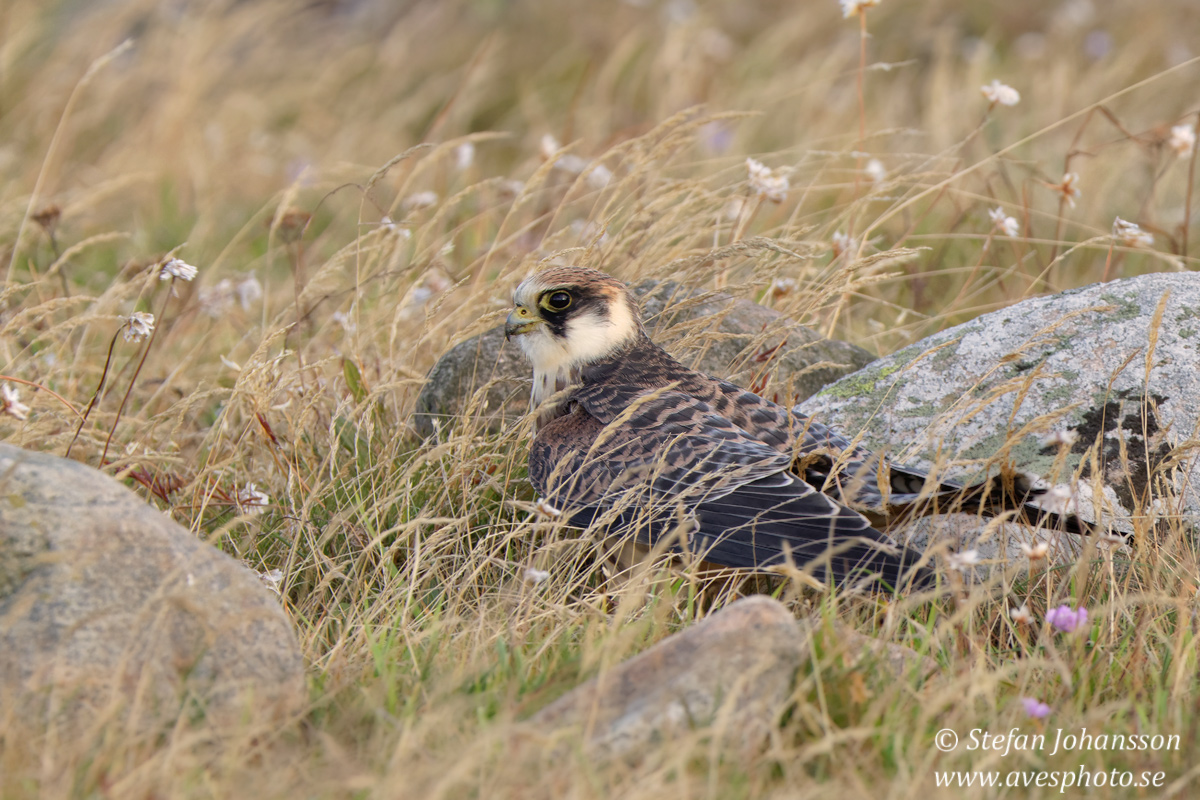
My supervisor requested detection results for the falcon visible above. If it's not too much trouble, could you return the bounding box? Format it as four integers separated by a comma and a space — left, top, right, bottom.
505, 266, 1086, 591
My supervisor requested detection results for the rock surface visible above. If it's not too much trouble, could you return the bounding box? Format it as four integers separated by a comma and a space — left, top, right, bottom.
413, 280, 874, 436
528, 596, 807, 759
0, 444, 306, 728
797, 272, 1200, 554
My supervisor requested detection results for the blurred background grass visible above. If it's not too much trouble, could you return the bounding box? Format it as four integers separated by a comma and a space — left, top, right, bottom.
1, 0, 1199, 797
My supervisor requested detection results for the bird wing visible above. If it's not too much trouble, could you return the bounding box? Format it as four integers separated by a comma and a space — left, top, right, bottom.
531, 384, 933, 587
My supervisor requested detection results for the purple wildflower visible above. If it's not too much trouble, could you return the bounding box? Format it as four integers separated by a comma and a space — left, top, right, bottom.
1021, 697, 1051, 719
1045, 604, 1089, 633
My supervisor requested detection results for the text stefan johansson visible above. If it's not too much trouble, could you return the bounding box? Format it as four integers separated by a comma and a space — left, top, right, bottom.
967, 728, 1180, 757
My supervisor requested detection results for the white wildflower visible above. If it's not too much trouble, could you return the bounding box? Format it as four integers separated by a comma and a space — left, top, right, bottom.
587, 163, 613, 190
865, 158, 887, 184
122, 311, 156, 342
746, 157, 788, 203
724, 196, 746, 221
331, 307, 356, 333
981, 80, 1021, 107
455, 141, 475, 171
523, 567, 550, 585
840, 0, 881, 18
1039, 429, 1079, 448
1055, 173, 1082, 208
1010, 604, 1034, 625
1168, 124, 1196, 159
498, 179, 525, 199
769, 277, 798, 299
1, 383, 30, 421
159, 257, 198, 282
988, 206, 1020, 237
237, 482, 270, 515
539, 133, 562, 160
554, 153, 589, 175
403, 191, 439, 211
946, 549, 981, 571
380, 216, 413, 240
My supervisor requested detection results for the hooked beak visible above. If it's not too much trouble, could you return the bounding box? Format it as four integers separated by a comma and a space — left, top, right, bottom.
505, 307, 541, 341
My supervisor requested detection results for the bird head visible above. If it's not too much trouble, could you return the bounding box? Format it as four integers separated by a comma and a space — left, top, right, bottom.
506, 266, 642, 409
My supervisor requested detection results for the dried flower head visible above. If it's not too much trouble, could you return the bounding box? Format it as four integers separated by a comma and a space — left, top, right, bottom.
258, 568, 284, 594
455, 141, 475, 171
1, 384, 30, 421
237, 482, 270, 515
1021, 697, 1051, 719
1038, 485, 1076, 515
1011, 604, 1034, 625
946, 549, 981, 571
981, 80, 1021, 107
1112, 217, 1154, 248
1045, 604, 1088, 633
840, 0, 881, 18
1020, 541, 1050, 561
1169, 124, 1196, 159
769, 277, 799, 299
122, 311, 156, 342
523, 567, 550, 585
832, 230, 856, 257
32, 204, 62, 233
988, 206, 1020, 237
403, 191, 439, 211
535, 497, 562, 518
274, 208, 310, 243
237, 274, 263, 309
746, 157, 788, 203
330, 310, 356, 334
1054, 173, 1082, 208
159, 257, 198, 282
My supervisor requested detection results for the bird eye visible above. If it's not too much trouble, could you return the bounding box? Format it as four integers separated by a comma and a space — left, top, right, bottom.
542, 291, 572, 312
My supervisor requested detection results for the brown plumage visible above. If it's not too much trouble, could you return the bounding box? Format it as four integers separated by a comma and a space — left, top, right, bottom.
506, 266, 1088, 590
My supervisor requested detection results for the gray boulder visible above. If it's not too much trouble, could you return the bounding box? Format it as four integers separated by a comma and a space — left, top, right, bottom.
526, 596, 806, 759
412, 280, 874, 436
0, 444, 306, 729
797, 272, 1200, 556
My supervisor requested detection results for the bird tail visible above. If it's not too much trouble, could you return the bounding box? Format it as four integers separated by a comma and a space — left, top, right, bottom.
885, 465, 1095, 537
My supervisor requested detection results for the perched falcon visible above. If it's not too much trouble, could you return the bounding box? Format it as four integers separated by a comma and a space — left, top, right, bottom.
505, 266, 1087, 591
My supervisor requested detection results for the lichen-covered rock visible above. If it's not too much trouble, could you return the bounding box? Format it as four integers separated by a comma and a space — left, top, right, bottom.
797, 272, 1200, 554
0, 444, 306, 729
412, 280, 873, 437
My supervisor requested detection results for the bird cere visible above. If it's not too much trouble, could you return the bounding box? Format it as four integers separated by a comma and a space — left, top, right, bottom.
505, 266, 1100, 590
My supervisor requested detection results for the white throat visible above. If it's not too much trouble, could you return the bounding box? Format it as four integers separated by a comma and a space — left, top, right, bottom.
519, 299, 637, 413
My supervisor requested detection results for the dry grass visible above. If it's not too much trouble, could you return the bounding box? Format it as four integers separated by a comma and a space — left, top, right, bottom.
2, 0, 1199, 796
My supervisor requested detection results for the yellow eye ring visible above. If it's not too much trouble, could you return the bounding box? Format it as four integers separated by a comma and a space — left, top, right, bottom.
541, 290, 572, 312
